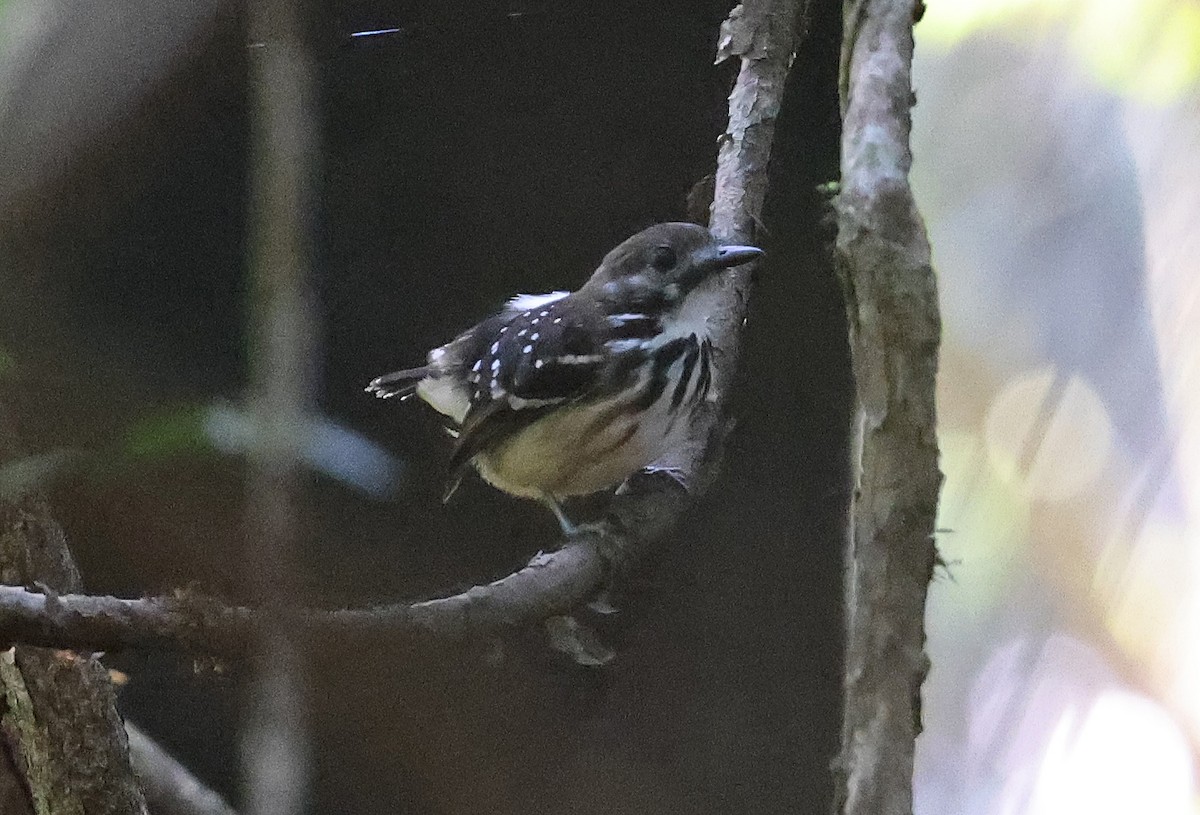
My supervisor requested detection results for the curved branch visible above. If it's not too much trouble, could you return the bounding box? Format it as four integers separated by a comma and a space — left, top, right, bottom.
0, 0, 806, 658
0, 549, 607, 657
0, 470, 692, 656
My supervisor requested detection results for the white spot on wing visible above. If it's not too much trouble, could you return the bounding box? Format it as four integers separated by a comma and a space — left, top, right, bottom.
535, 359, 545, 368
530, 332, 540, 341
490, 341, 499, 354
507, 291, 569, 312
471, 359, 482, 372
522, 344, 533, 354
491, 359, 501, 372
606, 338, 648, 353
416, 377, 470, 425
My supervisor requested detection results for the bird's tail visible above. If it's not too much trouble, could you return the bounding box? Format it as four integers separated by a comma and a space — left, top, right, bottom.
365, 366, 430, 400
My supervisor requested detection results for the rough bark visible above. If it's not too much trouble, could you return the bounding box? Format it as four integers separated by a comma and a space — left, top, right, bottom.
704, 0, 806, 422
833, 1, 942, 814
0, 494, 148, 815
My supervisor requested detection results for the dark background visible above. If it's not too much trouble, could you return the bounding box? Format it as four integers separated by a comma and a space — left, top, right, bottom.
0, 1, 849, 812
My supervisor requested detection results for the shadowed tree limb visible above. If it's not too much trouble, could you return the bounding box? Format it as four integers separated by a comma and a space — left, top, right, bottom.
0, 468, 689, 656
127, 723, 238, 815
0, 494, 149, 814
833, 1, 943, 814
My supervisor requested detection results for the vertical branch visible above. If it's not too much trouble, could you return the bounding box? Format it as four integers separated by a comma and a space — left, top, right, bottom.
706, 0, 805, 404
834, 1, 942, 814
243, 0, 317, 812
711, 0, 804, 244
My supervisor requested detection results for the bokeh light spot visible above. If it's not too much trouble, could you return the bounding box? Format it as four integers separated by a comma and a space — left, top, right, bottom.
1030, 690, 1195, 815
985, 368, 1113, 502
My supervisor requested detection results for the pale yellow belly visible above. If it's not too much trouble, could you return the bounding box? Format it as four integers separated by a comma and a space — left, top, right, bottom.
473, 394, 688, 499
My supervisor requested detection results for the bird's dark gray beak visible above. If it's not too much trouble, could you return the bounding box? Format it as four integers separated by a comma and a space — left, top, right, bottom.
714, 244, 764, 268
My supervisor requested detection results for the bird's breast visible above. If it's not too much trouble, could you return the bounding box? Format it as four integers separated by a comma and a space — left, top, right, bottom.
474, 332, 712, 499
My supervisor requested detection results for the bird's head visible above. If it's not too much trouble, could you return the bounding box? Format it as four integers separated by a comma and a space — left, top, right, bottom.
579, 222, 763, 312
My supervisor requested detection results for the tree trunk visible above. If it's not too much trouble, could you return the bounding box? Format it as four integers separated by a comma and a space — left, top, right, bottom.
834, 0, 943, 813
0, 494, 148, 815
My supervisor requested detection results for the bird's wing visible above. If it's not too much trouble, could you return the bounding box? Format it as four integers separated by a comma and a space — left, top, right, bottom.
446, 296, 619, 478
503, 290, 569, 314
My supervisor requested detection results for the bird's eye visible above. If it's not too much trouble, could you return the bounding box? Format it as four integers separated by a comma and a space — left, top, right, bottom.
651, 245, 677, 271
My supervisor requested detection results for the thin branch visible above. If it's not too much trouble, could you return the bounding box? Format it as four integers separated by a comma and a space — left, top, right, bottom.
0, 470, 685, 655
833, 1, 942, 814
0, 0, 806, 659
127, 723, 238, 815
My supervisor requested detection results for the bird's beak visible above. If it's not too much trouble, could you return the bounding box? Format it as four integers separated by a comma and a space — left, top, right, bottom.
713, 244, 764, 268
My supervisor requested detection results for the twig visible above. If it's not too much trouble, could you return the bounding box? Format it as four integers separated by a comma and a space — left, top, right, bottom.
127, 723, 238, 815
0, 470, 682, 656
833, 1, 942, 814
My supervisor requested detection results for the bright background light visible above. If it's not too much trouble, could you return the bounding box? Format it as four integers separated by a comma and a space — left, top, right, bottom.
912, 1, 1200, 812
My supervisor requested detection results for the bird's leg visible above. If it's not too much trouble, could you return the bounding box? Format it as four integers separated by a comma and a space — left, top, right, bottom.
540, 493, 579, 537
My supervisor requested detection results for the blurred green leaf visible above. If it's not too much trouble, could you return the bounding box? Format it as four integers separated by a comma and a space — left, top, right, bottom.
118, 402, 403, 498
122, 405, 212, 459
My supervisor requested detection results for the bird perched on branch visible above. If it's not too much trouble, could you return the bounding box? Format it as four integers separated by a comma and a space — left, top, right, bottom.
366, 222, 762, 534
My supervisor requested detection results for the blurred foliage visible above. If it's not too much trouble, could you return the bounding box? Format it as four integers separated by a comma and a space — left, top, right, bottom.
921, 0, 1200, 104
0, 407, 213, 501
120, 403, 402, 499
122, 405, 212, 460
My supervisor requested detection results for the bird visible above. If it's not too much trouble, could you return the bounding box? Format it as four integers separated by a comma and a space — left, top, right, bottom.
366, 222, 763, 535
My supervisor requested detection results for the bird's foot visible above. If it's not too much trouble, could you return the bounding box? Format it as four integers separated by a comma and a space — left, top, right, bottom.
540, 494, 580, 538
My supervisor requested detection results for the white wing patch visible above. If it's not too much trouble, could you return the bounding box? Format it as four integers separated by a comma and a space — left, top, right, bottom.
506, 291, 569, 312
416, 376, 471, 425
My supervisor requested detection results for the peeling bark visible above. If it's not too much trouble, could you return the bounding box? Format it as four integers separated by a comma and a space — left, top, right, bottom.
0, 495, 148, 815
833, 1, 942, 814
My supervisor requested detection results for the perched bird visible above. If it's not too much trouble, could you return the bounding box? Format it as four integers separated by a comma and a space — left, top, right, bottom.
366, 222, 762, 534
